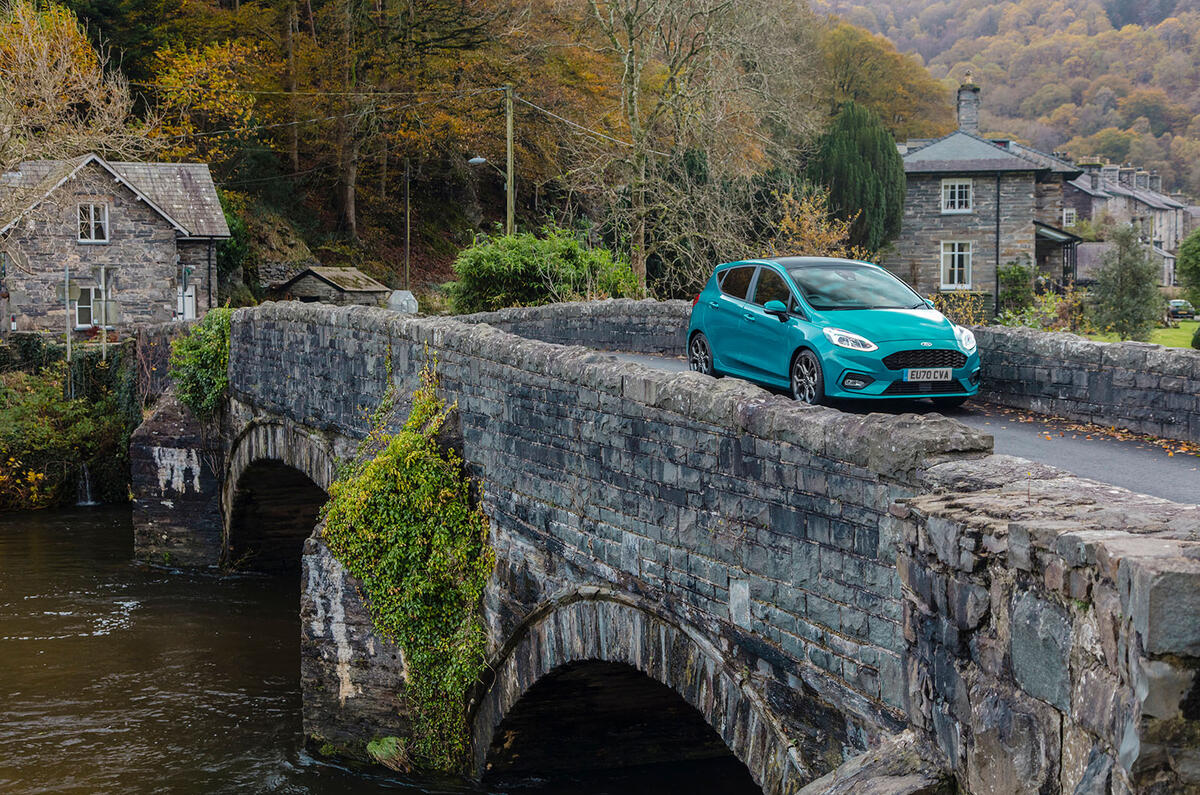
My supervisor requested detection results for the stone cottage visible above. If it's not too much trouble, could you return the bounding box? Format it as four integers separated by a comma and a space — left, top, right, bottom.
270, 266, 390, 307
881, 83, 1082, 313
0, 153, 230, 336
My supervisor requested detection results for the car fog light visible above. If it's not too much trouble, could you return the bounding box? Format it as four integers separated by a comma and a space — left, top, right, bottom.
842, 374, 874, 390
969, 370, 981, 386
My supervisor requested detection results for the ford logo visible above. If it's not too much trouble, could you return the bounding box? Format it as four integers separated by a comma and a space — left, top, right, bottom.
920, 341, 933, 347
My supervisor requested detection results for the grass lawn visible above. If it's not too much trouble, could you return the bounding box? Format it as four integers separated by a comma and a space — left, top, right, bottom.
1085, 320, 1198, 348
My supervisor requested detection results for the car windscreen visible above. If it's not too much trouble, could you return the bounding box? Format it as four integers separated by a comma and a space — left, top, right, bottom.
786, 263, 924, 311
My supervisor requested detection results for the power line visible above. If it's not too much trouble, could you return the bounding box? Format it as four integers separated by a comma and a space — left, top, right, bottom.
515, 95, 668, 157
136, 82, 505, 99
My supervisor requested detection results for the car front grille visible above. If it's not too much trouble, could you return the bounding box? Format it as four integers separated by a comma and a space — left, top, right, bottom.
882, 349, 967, 370
882, 380, 968, 396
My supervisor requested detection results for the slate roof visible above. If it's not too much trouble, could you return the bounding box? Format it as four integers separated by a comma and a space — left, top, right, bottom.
993, 140, 1083, 178
902, 130, 1046, 174
0, 154, 229, 238
1066, 174, 1185, 211
280, 266, 389, 293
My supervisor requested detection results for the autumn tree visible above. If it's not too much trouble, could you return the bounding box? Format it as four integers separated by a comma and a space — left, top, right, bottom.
805, 102, 905, 252
1177, 226, 1200, 307
765, 188, 869, 260
817, 21, 954, 139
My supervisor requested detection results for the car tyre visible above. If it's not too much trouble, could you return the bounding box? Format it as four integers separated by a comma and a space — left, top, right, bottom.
790, 350, 825, 405
688, 332, 717, 376
932, 396, 969, 409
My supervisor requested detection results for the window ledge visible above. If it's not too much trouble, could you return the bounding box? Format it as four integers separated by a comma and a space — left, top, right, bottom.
77, 239, 111, 245
940, 209, 974, 215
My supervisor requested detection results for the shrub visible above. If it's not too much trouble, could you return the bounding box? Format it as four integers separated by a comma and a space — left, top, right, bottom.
1192, 323, 1200, 350
1178, 225, 1200, 307
997, 261, 1035, 313
321, 362, 493, 772
1092, 224, 1163, 341
996, 285, 1089, 332
0, 363, 128, 510
930, 291, 987, 326
169, 308, 232, 418
450, 228, 639, 314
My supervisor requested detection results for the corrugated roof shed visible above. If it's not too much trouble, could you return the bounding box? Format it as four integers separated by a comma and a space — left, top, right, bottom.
281, 266, 389, 293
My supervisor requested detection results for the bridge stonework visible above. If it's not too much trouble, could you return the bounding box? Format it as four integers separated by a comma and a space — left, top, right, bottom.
130, 299, 1200, 794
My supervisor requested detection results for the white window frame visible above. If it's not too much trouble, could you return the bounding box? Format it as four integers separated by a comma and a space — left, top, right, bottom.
1062, 207, 1077, 227
940, 241, 973, 290
941, 179, 973, 214
78, 203, 109, 243
75, 268, 112, 329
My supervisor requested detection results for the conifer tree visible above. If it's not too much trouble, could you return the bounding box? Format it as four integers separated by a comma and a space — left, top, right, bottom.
804, 102, 905, 253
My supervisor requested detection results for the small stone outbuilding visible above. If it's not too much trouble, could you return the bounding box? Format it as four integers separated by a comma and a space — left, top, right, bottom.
271, 266, 390, 307
0, 153, 229, 336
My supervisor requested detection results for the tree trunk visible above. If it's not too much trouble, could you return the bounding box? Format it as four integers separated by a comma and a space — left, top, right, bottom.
631, 152, 647, 289
285, 0, 300, 173
336, 0, 357, 238
379, 142, 389, 199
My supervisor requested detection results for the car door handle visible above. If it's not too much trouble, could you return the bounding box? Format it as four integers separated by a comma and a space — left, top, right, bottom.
708, 301, 719, 308
743, 312, 756, 322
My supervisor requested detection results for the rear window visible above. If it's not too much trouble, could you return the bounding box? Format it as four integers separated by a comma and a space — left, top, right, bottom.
719, 266, 754, 299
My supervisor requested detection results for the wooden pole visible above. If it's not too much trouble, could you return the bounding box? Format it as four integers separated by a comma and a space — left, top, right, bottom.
505, 84, 514, 236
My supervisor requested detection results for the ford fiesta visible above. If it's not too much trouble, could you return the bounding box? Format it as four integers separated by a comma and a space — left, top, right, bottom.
686, 257, 981, 406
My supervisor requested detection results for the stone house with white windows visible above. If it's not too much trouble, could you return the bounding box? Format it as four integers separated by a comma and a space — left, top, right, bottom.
881, 84, 1082, 313
0, 153, 229, 336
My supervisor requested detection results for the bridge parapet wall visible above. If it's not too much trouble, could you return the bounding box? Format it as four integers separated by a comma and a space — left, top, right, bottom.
229, 300, 992, 789
456, 298, 691, 354
975, 325, 1200, 444
898, 454, 1200, 794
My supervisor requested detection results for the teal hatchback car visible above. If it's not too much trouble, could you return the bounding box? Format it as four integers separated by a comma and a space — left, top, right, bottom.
686, 257, 981, 406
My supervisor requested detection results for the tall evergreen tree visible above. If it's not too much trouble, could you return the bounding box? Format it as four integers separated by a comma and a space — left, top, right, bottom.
805, 101, 905, 253
1093, 224, 1164, 341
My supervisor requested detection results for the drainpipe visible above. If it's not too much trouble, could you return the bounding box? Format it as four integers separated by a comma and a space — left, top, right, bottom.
995, 175, 1001, 316
207, 238, 214, 310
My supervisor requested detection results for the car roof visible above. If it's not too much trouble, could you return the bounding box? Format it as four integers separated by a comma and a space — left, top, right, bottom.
718, 256, 876, 270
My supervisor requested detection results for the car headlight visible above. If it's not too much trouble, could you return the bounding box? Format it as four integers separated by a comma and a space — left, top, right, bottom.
954, 325, 977, 352
822, 327, 878, 352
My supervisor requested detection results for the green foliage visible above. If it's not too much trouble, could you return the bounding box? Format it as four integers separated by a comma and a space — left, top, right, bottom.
997, 286, 1089, 332
168, 308, 232, 418
1192, 323, 1200, 350
1177, 226, 1200, 307
997, 261, 1035, 313
321, 362, 493, 772
1092, 225, 1164, 341
0, 361, 130, 510
450, 228, 640, 314
805, 102, 905, 252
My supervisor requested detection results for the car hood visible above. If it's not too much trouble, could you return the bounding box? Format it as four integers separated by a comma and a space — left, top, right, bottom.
812, 308, 959, 343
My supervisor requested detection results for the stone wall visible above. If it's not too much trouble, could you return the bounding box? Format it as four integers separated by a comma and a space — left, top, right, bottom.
457, 298, 692, 355
129, 393, 223, 567
881, 172, 1037, 301
974, 325, 1200, 444
228, 301, 993, 790
897, 454, 1200, 793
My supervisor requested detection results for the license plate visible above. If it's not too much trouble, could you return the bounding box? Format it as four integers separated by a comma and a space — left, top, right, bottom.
905, 368, 952, 382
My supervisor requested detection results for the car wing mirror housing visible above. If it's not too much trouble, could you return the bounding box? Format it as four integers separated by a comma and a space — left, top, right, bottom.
924, 298, 935, 309
763, 300, 789, 321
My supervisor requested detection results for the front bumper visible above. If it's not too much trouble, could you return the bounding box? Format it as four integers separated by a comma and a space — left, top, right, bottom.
820, 340, 981, 400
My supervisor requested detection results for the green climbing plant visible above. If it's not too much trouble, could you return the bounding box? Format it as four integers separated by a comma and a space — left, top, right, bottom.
321, 361, 493, 772
168, 308, 232, 417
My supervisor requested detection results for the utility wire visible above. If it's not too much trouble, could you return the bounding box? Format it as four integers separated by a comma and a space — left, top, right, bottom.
136, 82, 505, 99
515, 95, 668, 157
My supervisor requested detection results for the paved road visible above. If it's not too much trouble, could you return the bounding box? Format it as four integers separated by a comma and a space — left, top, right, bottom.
613, 353, 1200, 504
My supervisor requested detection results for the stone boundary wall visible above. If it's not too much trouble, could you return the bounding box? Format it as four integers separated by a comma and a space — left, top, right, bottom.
229, 301, 992, 791
456, 298, 692, 355
974, 325, 1200, 444
899, 454, 1200, 794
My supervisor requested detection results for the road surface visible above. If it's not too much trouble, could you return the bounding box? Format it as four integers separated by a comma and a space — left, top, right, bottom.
612, 353, 1200, 504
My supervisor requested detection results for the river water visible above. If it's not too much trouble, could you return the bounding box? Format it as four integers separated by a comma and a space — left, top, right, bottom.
0, 508, 761, 795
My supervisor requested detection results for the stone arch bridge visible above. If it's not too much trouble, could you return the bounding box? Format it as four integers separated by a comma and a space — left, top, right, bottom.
130, 300, 1200, 794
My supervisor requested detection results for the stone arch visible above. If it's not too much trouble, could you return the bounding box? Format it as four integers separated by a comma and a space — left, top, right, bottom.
222, 419, 336, 572
471, 590, 809, 795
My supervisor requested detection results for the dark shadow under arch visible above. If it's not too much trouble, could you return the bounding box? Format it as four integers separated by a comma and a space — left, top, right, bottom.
226, 461, 326, 573
483, 660, 761, 794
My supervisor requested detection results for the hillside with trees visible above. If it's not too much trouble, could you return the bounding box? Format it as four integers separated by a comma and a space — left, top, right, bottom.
812, 0, 1200, 195
0, 0, 952, 297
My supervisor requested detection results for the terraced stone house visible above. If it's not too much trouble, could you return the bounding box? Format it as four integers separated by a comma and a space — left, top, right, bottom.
881, 83, 1082, 313
0, 153, 229, 337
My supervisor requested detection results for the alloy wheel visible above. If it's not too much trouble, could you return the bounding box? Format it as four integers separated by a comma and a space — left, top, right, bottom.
689, 334, 713, 375
791, 352, 820, 404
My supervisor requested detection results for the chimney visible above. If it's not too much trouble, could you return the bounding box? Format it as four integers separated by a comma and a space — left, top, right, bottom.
957, 75, 981, 134
1135, 170, 1150, 189
1118, 167, 1136, 187
1149, 172, 1162, 193
1079, 162, 1103, 191
1101, 164, 1120, 184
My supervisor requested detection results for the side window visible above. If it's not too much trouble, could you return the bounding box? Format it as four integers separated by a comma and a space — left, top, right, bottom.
751, 268, 792, 306
719, 266, 754, 300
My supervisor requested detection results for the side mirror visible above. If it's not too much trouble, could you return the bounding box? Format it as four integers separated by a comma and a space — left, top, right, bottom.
924, 298, 935, 309
763, 300, 789, 321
